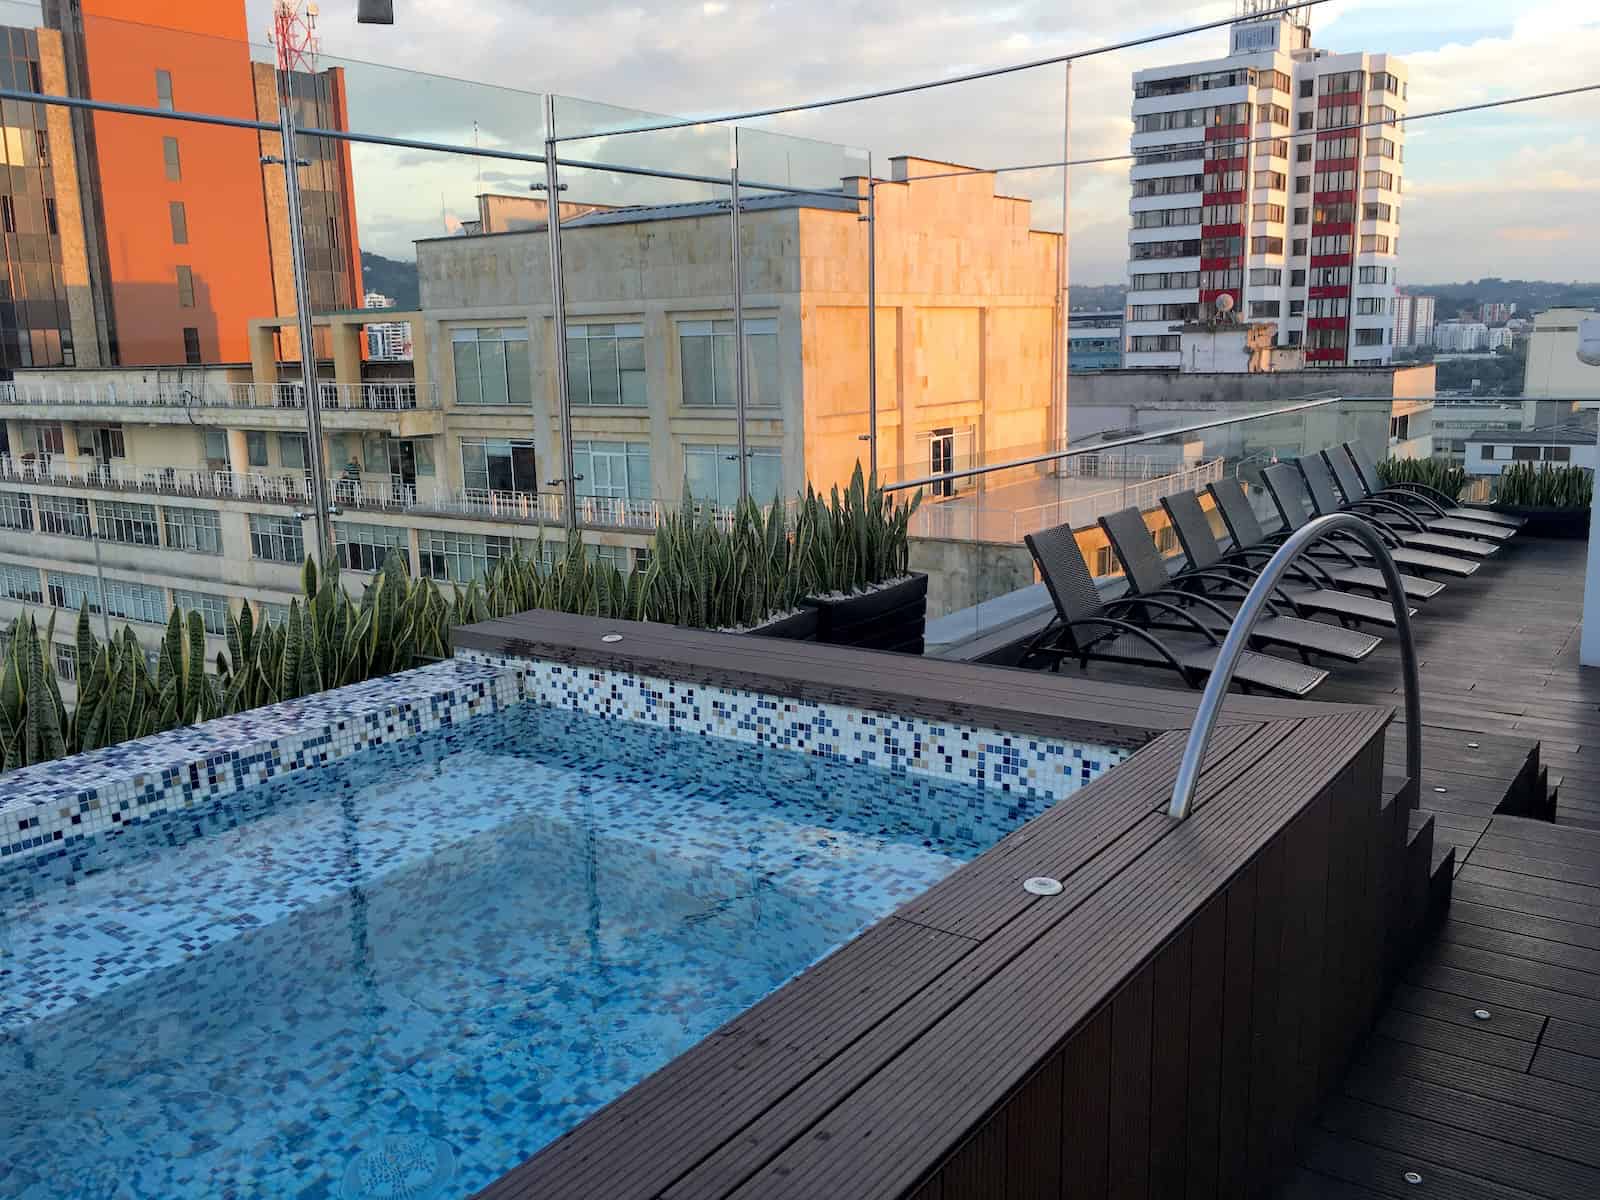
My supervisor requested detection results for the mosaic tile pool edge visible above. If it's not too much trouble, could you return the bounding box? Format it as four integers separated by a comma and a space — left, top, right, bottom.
0, 660, 521, 866
455, 649, 1131, 805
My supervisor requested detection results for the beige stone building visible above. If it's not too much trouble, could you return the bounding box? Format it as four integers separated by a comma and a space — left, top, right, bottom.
0, 158, 1065, 678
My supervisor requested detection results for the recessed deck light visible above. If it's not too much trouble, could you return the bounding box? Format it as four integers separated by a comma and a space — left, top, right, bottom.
1023, 876, 1063, 896
601, 633, 623, 644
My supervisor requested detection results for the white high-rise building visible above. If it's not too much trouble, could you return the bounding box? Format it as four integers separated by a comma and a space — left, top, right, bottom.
1125, 5, 1407, 369
363, 291, 413, 360
1394, 292, 1436, 348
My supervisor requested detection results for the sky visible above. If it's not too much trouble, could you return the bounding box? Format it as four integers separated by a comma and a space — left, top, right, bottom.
229, 0, 1600, 285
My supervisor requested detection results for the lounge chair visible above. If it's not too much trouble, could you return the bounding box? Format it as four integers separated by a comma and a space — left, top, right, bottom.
1205, 476, 1446, 601
1294, 455, 1499, 560
1158, 489, 1432, 621
1022, 521, 1328, 697
1322, 447, 1514, 543
1097, 505, 1383, 662
1343, 442, 1526, 531
1255, 463, 1481, 578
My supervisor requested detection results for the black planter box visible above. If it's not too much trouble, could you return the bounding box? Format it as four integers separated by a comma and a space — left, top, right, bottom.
804, 573, 928, 655
1488, 503, 1591, 539
746, 607, 821, 642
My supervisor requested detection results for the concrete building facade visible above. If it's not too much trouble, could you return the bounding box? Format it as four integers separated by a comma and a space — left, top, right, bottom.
1125, 9, 1406, 370
1067, 310, 1123, 371
1523, 308, 1600, 400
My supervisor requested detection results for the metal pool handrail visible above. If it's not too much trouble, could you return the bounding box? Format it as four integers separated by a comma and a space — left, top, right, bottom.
1168, 512, 1421, 821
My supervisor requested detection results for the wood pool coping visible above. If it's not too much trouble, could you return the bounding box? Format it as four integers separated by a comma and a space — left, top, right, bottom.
451, 608, 1380, 752
453, 611, 1396, 1200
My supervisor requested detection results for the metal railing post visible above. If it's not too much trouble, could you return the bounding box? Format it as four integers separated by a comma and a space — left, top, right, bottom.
1168, 512, 1422, 820
730, 126, 750, 503
541, 94, 579, 535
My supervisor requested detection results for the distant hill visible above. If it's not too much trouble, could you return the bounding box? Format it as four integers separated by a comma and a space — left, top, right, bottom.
361, 252, 420, 310
1068, 284, 1126, 312
1410, 278, 1600, 320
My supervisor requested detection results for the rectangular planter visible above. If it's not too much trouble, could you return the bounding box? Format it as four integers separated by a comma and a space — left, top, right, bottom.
806, 573, 928, 655
746, 607, 821, 642
1487, 503, 1590, 538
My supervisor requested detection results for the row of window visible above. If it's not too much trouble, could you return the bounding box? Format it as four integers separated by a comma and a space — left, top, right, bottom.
1133, 102, 1249, 134
449, 318, 782, 411
1133, 66, 1278, 100
1127, 303, 1200, 322
1132, 173, 1205, 198
1132, 207, 1201, 229
0, 492, 225, 552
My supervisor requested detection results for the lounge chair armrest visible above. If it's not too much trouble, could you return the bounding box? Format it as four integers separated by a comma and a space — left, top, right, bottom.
1067, 617, 1207, 680
1347, 496, 1428, 530
1384, 480, 1458, 511
1103, 596, 1222, 644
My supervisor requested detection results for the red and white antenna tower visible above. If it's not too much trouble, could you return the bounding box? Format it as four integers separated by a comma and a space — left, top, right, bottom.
269, 0, 320, 75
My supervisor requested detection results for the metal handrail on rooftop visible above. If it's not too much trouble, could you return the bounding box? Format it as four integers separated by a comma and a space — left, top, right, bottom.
0, 379, 440, 412
1168, 512, 1421, 821
882, 396, 1353, 493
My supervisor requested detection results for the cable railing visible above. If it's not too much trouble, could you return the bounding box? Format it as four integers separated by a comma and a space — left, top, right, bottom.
0, 380, 440, 412
1168, 512, 1421, 820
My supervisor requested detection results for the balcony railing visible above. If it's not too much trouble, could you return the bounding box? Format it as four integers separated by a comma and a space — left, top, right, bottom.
0, 455, 713, 534
0, 380, 440, 412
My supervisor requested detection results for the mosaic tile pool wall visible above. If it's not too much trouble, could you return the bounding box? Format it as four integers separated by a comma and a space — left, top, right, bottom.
455, 649, 1131, 805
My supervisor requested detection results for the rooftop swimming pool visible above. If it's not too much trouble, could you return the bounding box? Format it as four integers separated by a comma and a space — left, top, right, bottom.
0, 686, 1093, 1199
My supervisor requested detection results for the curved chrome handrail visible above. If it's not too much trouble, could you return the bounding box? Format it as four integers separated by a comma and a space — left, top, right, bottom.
1168, 512, 1422, 821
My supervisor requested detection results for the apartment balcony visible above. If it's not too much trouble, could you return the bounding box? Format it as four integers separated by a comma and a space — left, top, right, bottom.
0, 380, 444, 437
0, 454, 689, 535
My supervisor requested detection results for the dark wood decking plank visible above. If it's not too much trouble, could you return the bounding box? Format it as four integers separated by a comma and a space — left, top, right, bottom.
1528, 1043, 1600, 1093
718, 712, 1385, 1199
1352, 1035, 1600, 1126
1454, 863, 1600, 910
1447, 898, 1600, 950
1372, 1007, 1536, 1071
1450, 879, 1600, 930
1385, 982, 1547, 1043
1439, 918, 1600, 980
1317, 1095, 1600, 1199
1297, 1126, 1543, 1200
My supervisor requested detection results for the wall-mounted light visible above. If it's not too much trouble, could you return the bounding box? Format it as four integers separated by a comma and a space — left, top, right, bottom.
357, 0, 395, 25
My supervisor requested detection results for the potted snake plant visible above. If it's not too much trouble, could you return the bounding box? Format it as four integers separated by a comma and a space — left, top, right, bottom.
1489, 461, 1593, 537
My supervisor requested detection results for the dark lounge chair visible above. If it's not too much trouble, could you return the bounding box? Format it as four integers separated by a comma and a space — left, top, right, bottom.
1097, 505, 1382, 662
1158, 489, 1430, 623
1322, 447, 1513, 543
1022, 522, 1328, 697
1343, 441, 1526, 531
1205, 475, 1447, 600
1294, 454, 1499, 560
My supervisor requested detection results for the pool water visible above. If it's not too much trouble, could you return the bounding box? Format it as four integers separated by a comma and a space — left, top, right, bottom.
0, 701, 1049, 1199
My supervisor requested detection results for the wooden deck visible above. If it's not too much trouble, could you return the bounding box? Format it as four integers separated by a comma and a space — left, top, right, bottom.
1275, 535, 1600, 1198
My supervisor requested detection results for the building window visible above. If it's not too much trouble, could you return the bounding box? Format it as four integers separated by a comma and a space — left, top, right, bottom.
169, 200, 188, 244
0, 562, 42, 602
1360, 234, 1390, 254
155, 68, 174, 111
1306, 298, 1349, 318
1250, 236, 1284, 255
257, 601, 291, 628
679, 318, 779, 408
460, 438, 537, 496
1355, 297, 1388, 316
44, 197, 56, 235
1550, 446, 1572, 463
37, 494, 89, 537
1296, 111, 1314, 131
1293, 207, 1309, 226
246, 430, 268, 468
1512, 445, 1540, 462
164, 506, 222, 554
249, 513, 305, 563
172, 590, 230, 636
0, 490, 32, 531
1291, 238, 1307, 257
176, 265, 195, 308
1310, 266, 1351, 286
54, 643, 76, 683
47, 572, 166, 624
683, 444, 783, 506
1289, 299, 1306, 317
1128, 334, 1183, 353
1363, 202, 1393, 222
1358, 266, 1388, 284
279, 432, 308, 470
163, 135, 181, 181
450, 326, 530, 406
1248, 300, 1279, 318
572, 440, 651, 501
183, 327, 201, 364
1366, 137, 1396, 159
336, 522, 410, 572
567, 323, 646, 407
95, 500, 161, 546
1249, 268, 1281, 286
1290, 269, 1306, 286
1298, 79, 1313, 98
1479, 445, 1495, 460
1295, 142, 1313, 162
419, 530, 512, 582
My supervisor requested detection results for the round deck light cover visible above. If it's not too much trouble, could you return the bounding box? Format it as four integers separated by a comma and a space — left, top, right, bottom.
1023, 876, 1063, 896
601, 633, 624, 643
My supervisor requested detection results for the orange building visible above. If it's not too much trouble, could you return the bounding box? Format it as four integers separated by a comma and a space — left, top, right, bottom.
38, 0, 361, 366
